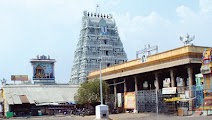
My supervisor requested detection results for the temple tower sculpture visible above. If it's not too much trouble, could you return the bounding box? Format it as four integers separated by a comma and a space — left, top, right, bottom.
70, 11, 127, 84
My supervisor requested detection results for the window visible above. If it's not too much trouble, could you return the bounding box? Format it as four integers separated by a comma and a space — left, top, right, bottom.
106, 51, 109, 56
90, 28, 94, 33
104, 40, 107, 44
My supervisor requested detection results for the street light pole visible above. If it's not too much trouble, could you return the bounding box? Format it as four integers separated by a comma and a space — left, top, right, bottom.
100, 58, 103, 105
95, 23, 109, 120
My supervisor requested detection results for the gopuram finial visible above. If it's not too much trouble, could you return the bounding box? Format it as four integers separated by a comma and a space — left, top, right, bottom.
96, 4, 100, 14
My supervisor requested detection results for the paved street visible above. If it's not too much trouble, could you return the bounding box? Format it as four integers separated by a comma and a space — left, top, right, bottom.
7, 113, 212, 120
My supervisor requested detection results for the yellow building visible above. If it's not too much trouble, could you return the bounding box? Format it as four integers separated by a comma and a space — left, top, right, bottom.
88, 45, 210, 112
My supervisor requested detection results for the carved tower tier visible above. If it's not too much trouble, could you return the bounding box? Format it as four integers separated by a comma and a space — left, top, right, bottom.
70, 11, 127, 84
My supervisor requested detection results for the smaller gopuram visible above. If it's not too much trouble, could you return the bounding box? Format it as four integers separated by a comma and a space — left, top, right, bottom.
30, 55, 56, 85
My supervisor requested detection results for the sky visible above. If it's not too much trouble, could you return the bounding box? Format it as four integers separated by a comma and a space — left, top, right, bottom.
0, 0, 212, 84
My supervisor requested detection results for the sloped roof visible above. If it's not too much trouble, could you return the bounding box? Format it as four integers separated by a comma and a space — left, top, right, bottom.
3, 84, 79, 105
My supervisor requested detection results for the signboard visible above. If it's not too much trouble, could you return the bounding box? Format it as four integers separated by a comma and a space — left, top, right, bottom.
176, 77, 184, 87
117, 93, 123, 107
162, 87, 176, 94
11, 75, 28, 81
208, 110, 212, 116
163, 78, 171, 88
201, 65, 211, 74
124, 92, 136, 109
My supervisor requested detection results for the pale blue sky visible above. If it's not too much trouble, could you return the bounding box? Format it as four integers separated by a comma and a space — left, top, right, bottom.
0, 0, 212, 84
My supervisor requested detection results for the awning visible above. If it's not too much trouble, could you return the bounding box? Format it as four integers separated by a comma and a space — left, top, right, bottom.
35, 102, 59, 106
19, 95, 30, 104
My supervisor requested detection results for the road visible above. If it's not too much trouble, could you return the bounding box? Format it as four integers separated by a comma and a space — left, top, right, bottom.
7, 113, 212, 120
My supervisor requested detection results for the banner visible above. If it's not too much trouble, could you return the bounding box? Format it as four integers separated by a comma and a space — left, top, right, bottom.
124, 92, 136, 109
117, 93, 123, 107
162, 87, 176, 94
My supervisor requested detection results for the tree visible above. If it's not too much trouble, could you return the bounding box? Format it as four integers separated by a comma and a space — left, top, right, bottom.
74, 79, 110, 104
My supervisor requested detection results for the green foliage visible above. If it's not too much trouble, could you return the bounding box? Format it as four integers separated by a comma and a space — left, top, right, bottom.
74, 79, 110, 104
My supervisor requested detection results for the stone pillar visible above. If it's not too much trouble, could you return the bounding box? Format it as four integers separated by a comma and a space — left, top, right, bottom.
123, 78, 127, 113
4, 99, 9, 117
124, 78, 127, 93
134, 76, 138, 112
114, 80, 117, 109
134, 76, 138, 93
187, 66, 193, 89
154, 73, 159, 114
155, 72, 159, 90
187, 66, 194, 111
170, 69, 175, 87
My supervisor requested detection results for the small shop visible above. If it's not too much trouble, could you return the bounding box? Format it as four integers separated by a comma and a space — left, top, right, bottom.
200, 48, 212, 115
35, 103, 76, 116
2, 84, 79, 118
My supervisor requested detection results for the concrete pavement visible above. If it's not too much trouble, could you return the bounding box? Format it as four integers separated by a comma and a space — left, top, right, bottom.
7, 113, 212, 120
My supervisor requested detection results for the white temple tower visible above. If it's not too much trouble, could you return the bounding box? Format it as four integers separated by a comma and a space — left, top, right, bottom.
70, 11, 127, 84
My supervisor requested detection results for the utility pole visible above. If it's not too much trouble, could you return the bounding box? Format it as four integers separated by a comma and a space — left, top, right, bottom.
100, 60, 103, 105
